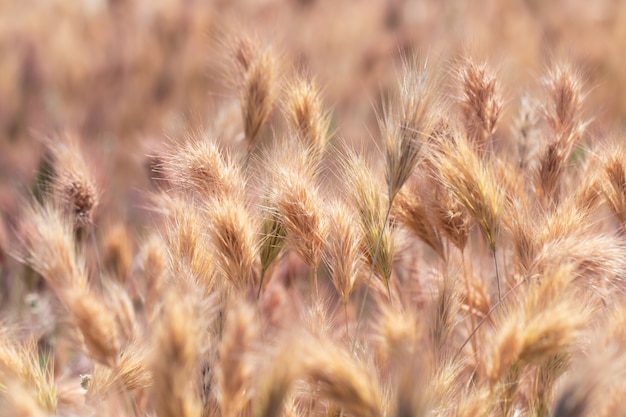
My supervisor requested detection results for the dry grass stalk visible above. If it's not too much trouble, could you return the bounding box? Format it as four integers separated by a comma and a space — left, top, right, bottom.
20, 202, 87, 292
392, 174, 445, 259
206, 196, 258, 293
163, 195, 215, 294
600, 143, 626, 231
150, 290, 202, 417
535, 62, 588, 207
102, 223, 132, 284
257, 208, 287, 298
511, 95, 541, 170
301, 336, 381, 417
0, 333, 57, 413
430, 128, 504, 298
231, 36, 279, 150
457, 58, 503, 153
343, 150, 394, 294
161, 135, 246, 201
271, 159, 326, 296
255, 336, 303, 417
217, 301, 258, 417
282, 75, 331, 161
65, 287, 121, 366
47, 132, 99, 228
86, 342, 152, 400
323, 201, 363, 308
382, 55, 439, 201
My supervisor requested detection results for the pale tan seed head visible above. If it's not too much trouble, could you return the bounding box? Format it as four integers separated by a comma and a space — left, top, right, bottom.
383, 55, 440, 200
217, 300, 258, 417
150, 290, 202, 417
392, 173, 445, 259
342, 149, 394, 284
65, 287, 121, 367
161, 134, 245, 201
47, 132, 99, 227
282, 74, 331, 161
19, 202, 87, 292
205, 196, 258, 293
456, 57, 503, 153
323, 201, 364, 306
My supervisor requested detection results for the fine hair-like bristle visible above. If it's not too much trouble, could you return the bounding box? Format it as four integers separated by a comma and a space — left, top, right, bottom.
47, 132, 99, 227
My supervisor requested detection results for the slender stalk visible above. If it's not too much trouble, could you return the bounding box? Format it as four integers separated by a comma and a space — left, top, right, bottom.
352, 202, 393, 351
309, 264, 318, 300
492, 245, 501, 301
461, 247, 478, 357
453, 277, 528, 363
257, 267, 266, 299
90, 226, 102, 283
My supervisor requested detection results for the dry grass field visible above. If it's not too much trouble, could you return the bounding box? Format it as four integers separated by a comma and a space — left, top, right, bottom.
2, 1, 626, 416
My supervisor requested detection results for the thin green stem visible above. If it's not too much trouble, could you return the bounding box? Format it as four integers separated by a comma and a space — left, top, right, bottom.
257, 267, 266, 300
352, 201, 393, 352
492, 245, 501, 302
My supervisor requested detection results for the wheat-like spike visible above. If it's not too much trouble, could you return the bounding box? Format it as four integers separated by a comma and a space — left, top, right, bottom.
383, 54, 439, 201
535, 61, 588, 208
20, 202, 87, 292
205, 196, 258, 293
282, 74, 331, 162
47, 131, 99, 228
392, 173, 445, 259
230, 36, 279, 150
457, 57, 503, 154
217, 300, 258, 417
150, 290, 202, 417
323, 200, 363, 307
161, 133, 246, 201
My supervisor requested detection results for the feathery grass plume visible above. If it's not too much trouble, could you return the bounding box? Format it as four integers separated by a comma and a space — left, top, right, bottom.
230, 36, 279, 150
0, 333, 57, 413
301, 336, 381, 417
160, 133, 246, 201
205, 196, 258, 293
382, 54, 439, 201
255, 336, 303, 417
102, 223, 132, 284
162, 194, 215, 294
528, 233, 626, 299
46, 132, 99, 228
392, 173, 445, 259
372, 304, 419, 369
428, 268, 460, 363
65, 287, 120, 366
0, 380, 47, 417
20, 202, 87, 292
270, 149, 326, 296
136, 234, 168, 320
282, 74, 331, 162
553, 303, 626, 417
430, 127, 505, 298
600, 143, 626, 231
150, 289, 202, 417
535, 61, 588, 208
323, 201, 363, 309
511, 94, 541, 170
503, 194, 539, 272
104, 280, 138, 346
86, 342, 152, 400
257, 208, 287, 298
423, 119, 472, 252
217, 300, 258, 417
343, 149, 394, 295
456, 57, 503, 153
486, 265, 590, 414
